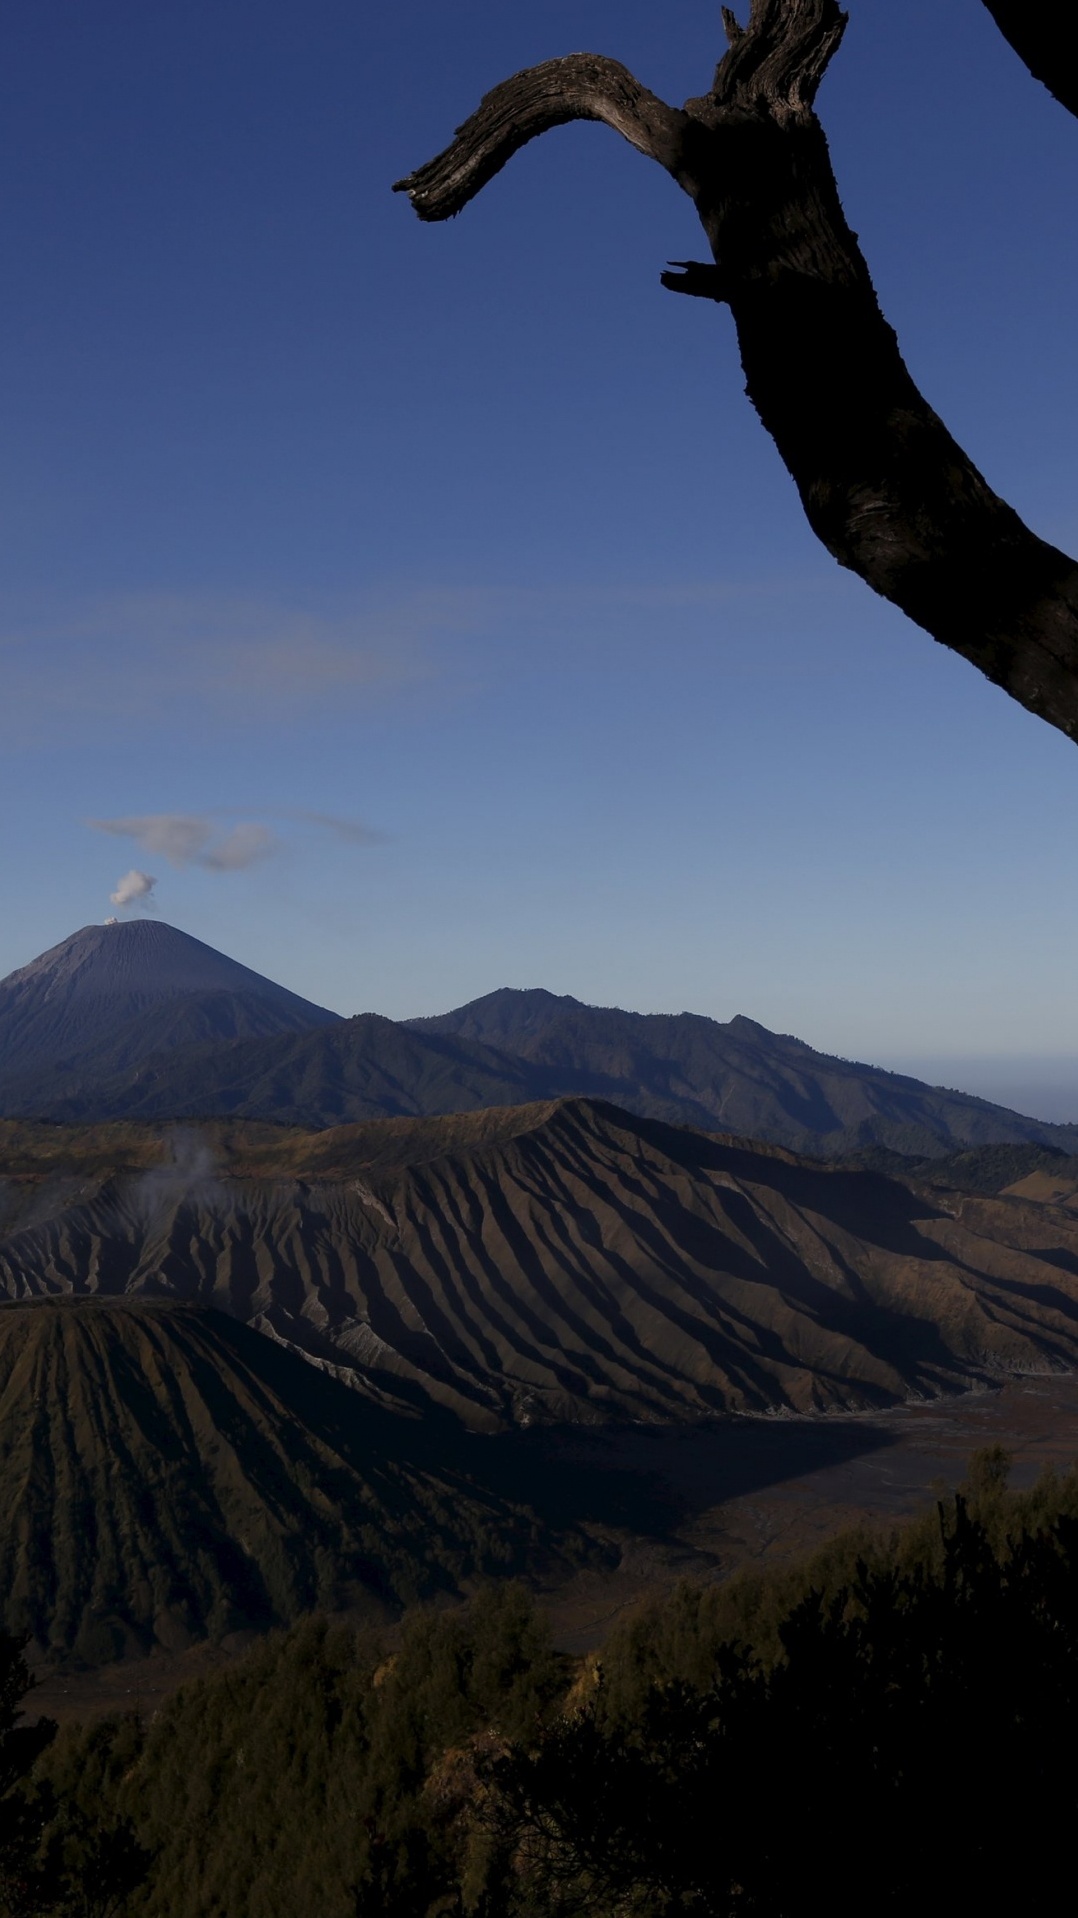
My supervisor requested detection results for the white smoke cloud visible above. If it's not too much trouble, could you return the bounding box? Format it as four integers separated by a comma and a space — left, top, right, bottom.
89, 813, 279, 871
134, 1128, 227, 1225
110, 869, 157, 909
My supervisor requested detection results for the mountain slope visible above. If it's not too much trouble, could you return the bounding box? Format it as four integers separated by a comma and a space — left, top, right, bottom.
0, 1297, 582, 1662
17, 990, 1078, 1158
0, 922, 339, 1106
5, 933, 1077, 1157
27, 1013, 542, 1128
410, 989, 1078, 1154
5, 1101, 1078, 1430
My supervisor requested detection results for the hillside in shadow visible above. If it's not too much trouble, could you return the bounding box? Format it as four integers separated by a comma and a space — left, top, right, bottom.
0, 1297, 596, 1663
5, 1100, 1078, 1430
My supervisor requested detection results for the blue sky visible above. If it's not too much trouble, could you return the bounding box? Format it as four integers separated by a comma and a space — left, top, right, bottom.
3, 1, 1078, 1110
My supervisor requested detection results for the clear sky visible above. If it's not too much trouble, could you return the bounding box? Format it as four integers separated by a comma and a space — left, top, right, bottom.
3, 1, 1078, 1110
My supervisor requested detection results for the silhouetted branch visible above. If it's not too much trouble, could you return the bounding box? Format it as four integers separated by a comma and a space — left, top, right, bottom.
393, 55, 687, 221
395, 0, 1078, 743
662, 261, 729, 299
982, 2, 1078, 121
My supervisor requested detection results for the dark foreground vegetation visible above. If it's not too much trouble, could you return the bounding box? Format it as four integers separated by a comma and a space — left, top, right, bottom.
5, 1449, 1078, 1916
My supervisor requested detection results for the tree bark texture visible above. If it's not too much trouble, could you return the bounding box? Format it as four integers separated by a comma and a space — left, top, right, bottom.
396, 0, 1078, 745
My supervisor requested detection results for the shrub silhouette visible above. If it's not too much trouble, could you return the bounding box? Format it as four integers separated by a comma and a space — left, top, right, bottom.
25, 1456, 1078, 1916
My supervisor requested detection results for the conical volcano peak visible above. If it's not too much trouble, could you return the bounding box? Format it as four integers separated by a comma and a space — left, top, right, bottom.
16, 921, 200, 993
5, 919, 324, 1005
11, 916, 322, 997
0, 921, 340, 1107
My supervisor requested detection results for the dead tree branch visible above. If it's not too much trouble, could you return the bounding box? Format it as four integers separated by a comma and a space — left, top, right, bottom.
396, 0, 1078, 744
394, 56, 686, 220
981, 3, 1078, 122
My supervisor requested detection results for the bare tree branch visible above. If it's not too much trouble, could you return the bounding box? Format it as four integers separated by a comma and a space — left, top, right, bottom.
699, 2, 1078, 740
395, 0, 1078, 744
981, 3, 1078, 122
394, 55, 687, 222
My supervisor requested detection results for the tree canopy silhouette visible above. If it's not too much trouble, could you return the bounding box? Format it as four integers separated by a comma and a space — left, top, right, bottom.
0, 1634, 55, 1917
396, 0, 1078, 746
24, 1458, 1078, 1915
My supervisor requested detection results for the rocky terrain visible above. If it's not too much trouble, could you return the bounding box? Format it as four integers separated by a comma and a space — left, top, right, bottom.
0, 1296, 586, 1663
5, 1100, 1078, 1430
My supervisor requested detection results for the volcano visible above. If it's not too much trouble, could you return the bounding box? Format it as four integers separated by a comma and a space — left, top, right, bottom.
0, 920, 339, 1110
5, 929, 1078, 1159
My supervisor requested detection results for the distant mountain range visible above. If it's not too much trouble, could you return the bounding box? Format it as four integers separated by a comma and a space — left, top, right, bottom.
407, 989, 1078, 1156
6, 1099, 1078, 1430
8, 928, 1078, 1678
3, 921, 1077, 1158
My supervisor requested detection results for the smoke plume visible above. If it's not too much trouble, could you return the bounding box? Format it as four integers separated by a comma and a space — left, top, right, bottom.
110, 869, 157, 909
135, 1127, 225, 1224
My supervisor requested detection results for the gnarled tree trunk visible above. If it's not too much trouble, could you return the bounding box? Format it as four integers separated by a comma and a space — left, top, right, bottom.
396, 0, 1078, 745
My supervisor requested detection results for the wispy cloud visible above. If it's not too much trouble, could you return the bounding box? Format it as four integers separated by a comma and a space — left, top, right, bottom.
0, 573, 860, 725
89, 814, 280, 871
87, 810, 388, 882
296, 811, 389, 846
200, 822, 279, 869
0, 590, 444, 737
0, 571, 876, 752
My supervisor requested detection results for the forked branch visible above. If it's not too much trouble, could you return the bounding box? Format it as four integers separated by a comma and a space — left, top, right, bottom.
395, 0, 1078, 744
702, 0, 847, 119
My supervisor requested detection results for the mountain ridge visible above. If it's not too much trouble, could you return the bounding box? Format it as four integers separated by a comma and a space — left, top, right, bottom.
7, 1097, 1078, 1431
3, 932, 1077, 1158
